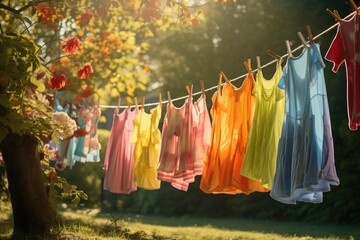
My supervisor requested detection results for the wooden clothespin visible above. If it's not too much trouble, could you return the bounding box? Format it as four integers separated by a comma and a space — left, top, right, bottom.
350, 0, 360, 13
306, 25, 314, 44
297, 32, 308, 47
256, 56, 261, 70
326, 8, 343, 22
334, 10, 342, 20
200, 80, 205, 96
167, 91, 172, 105
285, 40, 293, 57
141, 96, 145, 109
134, 97, 138, 108
266, 50, 281, 60
218, 71, 230, 94
244, 59, 252, 74
185, 85, 191, 95
158, 92, 162, 108
220, 71, 231, 84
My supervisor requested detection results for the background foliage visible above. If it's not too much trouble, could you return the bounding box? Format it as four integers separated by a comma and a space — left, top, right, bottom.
1, 0, 360, 225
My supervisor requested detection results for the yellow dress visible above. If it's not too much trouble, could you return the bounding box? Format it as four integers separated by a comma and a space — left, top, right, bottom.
241, 60, 285, 189
130, 104, 162, 190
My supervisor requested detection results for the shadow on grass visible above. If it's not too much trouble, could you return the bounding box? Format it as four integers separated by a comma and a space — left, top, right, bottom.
96, 212, 360, 240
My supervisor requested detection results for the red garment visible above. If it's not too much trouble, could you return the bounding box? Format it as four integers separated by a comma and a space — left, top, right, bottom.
325, 12, 360, 130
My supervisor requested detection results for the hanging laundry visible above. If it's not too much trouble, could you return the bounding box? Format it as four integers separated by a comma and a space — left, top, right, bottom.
103, 107, 138, 194
325, 12, 360, 130
53, 91, 85, 169
130, 104, 162, 190
193, 92, 212, 175
157, 86, 199, 191
200, 71, 269, 194
270, 43, 340, 204
56, 105, 101, 169
241, 59, 285, 189
77, 106, 102, 163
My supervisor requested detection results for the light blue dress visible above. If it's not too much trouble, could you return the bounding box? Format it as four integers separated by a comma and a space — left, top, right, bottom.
270, 43, 340, 204
54, 91, 87, 169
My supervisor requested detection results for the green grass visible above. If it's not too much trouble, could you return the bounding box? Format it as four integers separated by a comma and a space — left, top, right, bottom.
1, 205, 359, 240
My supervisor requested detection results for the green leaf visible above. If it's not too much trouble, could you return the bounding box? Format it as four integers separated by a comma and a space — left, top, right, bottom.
30, 78, 46, 92
62, 182, 71, 193
61, 192, 71, 198
77, 191, 88, 200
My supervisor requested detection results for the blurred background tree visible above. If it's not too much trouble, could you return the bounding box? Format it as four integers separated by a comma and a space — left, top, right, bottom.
1, 2, 360, 239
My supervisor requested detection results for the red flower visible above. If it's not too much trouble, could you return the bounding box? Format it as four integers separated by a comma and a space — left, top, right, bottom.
61, 37, 81, 54
77, 63, 93, 79
48, 74, 66, 90
35, 4, 63, 28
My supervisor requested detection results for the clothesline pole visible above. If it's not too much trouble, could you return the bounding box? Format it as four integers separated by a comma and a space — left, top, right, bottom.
99, 10, 355, 109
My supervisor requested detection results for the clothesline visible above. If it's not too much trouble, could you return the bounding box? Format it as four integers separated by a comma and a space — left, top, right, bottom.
99, 10, 356, 109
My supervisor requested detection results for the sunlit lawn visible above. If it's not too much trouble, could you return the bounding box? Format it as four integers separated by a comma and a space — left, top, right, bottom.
1, 204, 359, 240
61, 209, 359, 240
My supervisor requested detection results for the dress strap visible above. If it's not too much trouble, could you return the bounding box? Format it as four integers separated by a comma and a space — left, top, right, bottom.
244, 59, 252, 75
218, 71, 231, 96
188, 84, 193, 100
167, 91, 172, 105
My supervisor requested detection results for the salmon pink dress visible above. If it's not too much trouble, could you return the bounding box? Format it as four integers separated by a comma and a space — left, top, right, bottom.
103, 107, 138, 194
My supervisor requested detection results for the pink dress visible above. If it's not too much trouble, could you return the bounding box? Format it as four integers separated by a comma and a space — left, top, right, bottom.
325, 12, 360, 130
157, 86, 199, 191
103, 107, 138, 194
193, 93, 212, 175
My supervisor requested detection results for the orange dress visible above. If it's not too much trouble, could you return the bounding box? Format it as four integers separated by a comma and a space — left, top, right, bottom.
200, 72, 269, 194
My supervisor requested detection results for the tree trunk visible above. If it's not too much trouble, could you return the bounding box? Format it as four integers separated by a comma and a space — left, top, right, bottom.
0, 133, 55, 239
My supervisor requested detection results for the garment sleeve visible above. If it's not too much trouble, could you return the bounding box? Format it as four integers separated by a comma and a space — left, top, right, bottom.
324, 27, 345, 73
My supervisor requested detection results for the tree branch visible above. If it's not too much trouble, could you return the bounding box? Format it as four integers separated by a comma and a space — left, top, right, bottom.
0, 0, 55, 14
0, 2, 19, 14
16, 0, 46, 13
